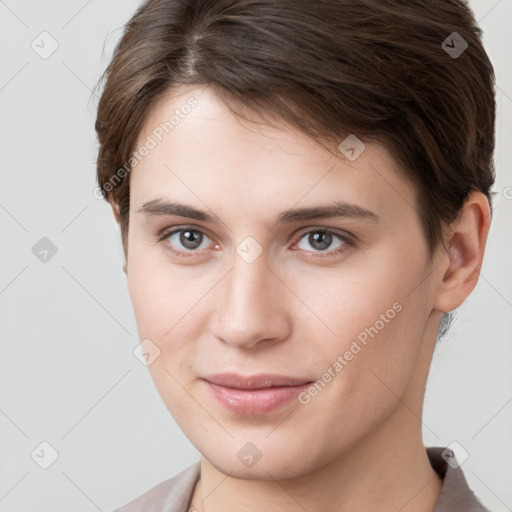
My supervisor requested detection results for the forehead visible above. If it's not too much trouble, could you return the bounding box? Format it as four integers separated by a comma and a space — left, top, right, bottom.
130, 85, 417, 220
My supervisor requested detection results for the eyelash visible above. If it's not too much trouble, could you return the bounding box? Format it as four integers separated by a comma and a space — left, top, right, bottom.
157, 226, 355, 259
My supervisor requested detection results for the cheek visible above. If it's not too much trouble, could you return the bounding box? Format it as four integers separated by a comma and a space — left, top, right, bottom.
126, 249, 212, 379
127, 242, 198, 335
290, 259, 404, 348
296, 292, 427, 448
126, 260, 203, 419
296, 249, 430, 394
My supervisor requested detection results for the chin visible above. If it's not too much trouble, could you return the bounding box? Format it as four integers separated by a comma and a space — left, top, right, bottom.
195, 433, 333, 482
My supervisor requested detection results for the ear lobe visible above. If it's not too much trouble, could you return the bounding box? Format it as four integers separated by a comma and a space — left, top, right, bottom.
434, 191, 491, 313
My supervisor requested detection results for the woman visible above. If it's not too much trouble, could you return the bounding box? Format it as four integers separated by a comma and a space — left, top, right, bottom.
94, 0, 495, 510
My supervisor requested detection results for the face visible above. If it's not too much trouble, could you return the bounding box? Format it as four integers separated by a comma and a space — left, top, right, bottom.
124, 84, 441, 480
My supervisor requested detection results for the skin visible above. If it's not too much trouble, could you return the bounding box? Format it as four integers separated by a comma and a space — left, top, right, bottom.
110, 84, 491, 512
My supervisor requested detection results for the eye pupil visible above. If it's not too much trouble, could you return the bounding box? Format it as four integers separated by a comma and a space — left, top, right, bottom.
180, 230, 202, 249
309, 231, 332, 250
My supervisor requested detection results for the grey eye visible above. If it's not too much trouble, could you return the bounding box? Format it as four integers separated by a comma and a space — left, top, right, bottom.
296, 230, 345, 252
168, 229, 211, 251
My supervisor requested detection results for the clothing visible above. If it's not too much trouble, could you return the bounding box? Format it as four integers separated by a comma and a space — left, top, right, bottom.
112, 446, 490, 512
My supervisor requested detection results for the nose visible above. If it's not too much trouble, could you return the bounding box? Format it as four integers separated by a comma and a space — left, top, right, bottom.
209, 249, 291, 350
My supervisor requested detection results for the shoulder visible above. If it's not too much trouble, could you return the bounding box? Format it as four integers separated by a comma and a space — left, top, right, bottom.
111, 460, 201, 512
427, 446, 491, 512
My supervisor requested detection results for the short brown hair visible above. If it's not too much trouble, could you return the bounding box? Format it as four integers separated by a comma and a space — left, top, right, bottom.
94, 0, 496, 265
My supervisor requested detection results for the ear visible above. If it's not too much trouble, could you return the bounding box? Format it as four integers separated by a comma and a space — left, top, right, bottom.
433, 190, 492, 313
109, 198, 121, 225
108, 198, 127, 275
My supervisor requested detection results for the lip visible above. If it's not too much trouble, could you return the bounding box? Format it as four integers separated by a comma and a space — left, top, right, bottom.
201, 373, 313, 415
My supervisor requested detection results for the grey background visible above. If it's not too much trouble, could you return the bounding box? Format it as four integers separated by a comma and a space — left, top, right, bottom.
0, 1, 511, 511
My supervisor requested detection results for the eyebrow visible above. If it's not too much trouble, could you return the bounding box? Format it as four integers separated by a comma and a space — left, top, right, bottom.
137, 198, 379, 224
